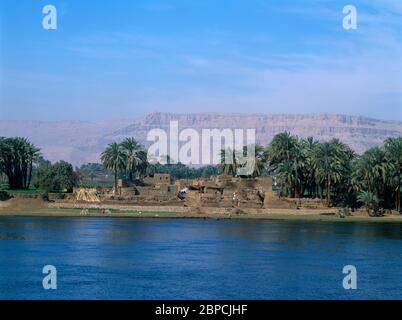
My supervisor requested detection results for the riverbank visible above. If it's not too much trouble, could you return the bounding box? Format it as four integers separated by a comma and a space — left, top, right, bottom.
1, 198, 401, 222
1, 207, 402, 223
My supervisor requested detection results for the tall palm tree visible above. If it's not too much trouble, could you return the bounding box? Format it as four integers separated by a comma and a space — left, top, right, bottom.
290, 142, 306, 198
120, 138, 146, 181
101, 143, 126, 193
250, 144, 268, 178
312, 139, 346, 206
276, 160, 295, 197
0, 137, 41, 189
220, 144, 266, 177
301, 137, 319, 197
220, 147, 237, 176
135, 149, 149, 178
351, 147, 388, 197
268, 131, 298, 169
268, 132, 301, 197
25, 141, 41, 189
268, 133, 308, 197
384, 137, 402, 211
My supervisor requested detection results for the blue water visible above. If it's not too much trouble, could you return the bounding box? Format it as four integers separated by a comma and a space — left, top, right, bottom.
0, 216, 402, 299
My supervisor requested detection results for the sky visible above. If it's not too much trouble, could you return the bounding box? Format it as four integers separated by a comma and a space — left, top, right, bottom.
0, 0, 401, 121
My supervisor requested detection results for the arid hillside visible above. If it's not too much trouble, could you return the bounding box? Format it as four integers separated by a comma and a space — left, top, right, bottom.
1, 113, 402, 165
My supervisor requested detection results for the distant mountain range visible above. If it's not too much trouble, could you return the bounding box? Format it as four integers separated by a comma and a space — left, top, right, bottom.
1, 113, 402, 166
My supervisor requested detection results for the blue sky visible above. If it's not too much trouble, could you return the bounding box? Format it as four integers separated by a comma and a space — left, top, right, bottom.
0, 0, 401, 121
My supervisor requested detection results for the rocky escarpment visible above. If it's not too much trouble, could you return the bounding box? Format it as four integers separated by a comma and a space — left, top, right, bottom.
1, 113, 402, 165
105, 113, 402, 154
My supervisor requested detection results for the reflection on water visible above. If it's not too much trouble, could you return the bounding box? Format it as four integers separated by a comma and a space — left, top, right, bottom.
0, 216, 402, 299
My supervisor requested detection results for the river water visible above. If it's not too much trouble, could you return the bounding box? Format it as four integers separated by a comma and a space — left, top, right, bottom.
0, 216, 401, 299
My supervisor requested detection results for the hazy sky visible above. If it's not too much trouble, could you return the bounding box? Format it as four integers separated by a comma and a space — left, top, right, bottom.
0, 0, 401, 121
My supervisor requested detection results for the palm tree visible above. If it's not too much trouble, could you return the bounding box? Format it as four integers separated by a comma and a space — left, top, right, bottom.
101, 143, 126, 193
250, 144, 267, 178
220, 144, 267, 178
220, 147, 237, 176
25, 141, 41, 189
0, 137, 40, 189
268, 132, 301, 197
290, 142, 306, 198
276, 160, 295, 197
351, 147, 388, 196
268, 132, 298, 169
301, 137, 319, 197
384, 137, 402, 211
237, 144, 267, 177
135, 149, 149, 178
120, 138, 146, 181
312, 140, 346, 206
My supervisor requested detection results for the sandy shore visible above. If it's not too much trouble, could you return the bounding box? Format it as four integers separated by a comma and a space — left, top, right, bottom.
1, 198, 402, 222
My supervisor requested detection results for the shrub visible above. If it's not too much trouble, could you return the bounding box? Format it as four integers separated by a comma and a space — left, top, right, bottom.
33, 161, 78, 192
0, 191, 11, 201
338, 207, 351, 218
40, 192, 49, 202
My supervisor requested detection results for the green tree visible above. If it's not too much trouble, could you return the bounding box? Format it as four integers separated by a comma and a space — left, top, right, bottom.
221, 144, 267, 178
33, 161, 78, 192
120, 138, 147, 181
268, 133, 303, 197
301, 137, 319, 197
384, 137, 402, 211
25, 141, 41, 189
220, 147, 238, 176
268, 132, 298, 169
101, 142, 126, 192
244, 144, 267, 178
276, 160, 295, 197
0, 137, 40, 189
351, 147, 388, 196
312, 139, 351, 206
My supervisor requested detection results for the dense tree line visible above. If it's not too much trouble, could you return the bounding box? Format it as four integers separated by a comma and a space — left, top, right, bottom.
147, 161, 218, 180
76, 163, 112, 182
0, 137, 40, 189
3, 134, 401, 213
220, 132, 402, 212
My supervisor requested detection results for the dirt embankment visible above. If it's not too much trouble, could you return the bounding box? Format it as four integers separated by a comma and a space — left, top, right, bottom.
0, 198, 48, 210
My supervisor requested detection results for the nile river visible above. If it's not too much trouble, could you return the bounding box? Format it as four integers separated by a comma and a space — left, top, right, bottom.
0, 217, 402, 299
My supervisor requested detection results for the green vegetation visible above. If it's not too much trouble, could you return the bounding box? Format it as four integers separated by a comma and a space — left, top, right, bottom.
101, 139, 219, 189
147, 160, 218, 180
266, 133, 355, 205
100, 138, 149, 191
357, 191, 380, 215
101, 142, 127, 191
120, 138, 147, 181
2, 133, 401, 216
78, 180, 114, 188
76, 163, 110, 182
2, 187, 46, 194
219, 132, 402, 213
338, 207, 352, 218
0, 190, 11, 201
220, 144, 267, 178
33, 161, 78, 192
0, 137, 40, 189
